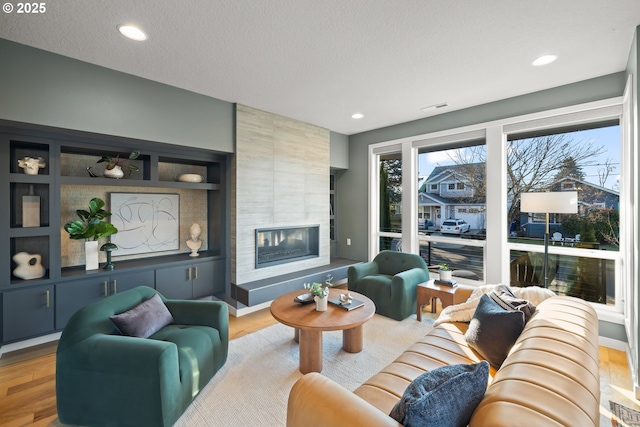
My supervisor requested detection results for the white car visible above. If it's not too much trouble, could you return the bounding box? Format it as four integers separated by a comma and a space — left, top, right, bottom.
440, 219, 470, 235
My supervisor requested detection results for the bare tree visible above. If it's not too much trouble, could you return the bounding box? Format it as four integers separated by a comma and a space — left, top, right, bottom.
506, 134, 604, 224
446, 134, 605, 226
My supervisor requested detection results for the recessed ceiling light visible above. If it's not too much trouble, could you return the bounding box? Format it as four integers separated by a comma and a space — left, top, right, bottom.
351, 113, 364, 119
532, 55, 557, 66
118, 24, 148, 41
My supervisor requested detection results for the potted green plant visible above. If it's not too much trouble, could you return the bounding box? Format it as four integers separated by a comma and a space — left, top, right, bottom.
63, 198, 118, 270
439, 263, 452, 282
97, 150, 140, 179
304, 282, 330, 311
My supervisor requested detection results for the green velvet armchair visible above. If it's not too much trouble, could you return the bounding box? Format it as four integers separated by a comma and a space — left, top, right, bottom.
348, 250, 429, 320
56, 286, 228, 427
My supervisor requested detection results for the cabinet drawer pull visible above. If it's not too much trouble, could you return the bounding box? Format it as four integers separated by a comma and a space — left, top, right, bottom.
104, 281, 108, 296
188, 268, 192, 281
194, 266, 198, 280
46, 290, 50, 308
113, 280, 117, 294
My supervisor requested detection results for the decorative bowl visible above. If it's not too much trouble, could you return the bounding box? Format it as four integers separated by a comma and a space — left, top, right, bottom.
177, 174, 204, 183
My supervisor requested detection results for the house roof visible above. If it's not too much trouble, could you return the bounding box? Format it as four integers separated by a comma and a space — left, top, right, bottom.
420, 163, 485, 191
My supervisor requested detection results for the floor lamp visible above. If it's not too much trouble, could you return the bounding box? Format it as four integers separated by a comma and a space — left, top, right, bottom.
520, 191, 578, 288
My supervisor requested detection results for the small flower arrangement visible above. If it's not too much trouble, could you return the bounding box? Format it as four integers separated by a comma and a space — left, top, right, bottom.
304, 282, 329, 298
439, 263, 450, 271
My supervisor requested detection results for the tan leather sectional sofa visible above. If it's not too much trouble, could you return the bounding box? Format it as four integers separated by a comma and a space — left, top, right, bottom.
287, 294, 600, 427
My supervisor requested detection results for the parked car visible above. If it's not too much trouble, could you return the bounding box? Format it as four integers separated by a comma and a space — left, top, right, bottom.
440, 219, 470, 235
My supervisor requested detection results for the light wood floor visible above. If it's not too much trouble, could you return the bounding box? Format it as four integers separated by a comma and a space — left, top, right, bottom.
0, 307, 636, 427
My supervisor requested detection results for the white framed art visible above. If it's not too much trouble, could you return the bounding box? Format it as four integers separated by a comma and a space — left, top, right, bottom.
110, 193, 180, 256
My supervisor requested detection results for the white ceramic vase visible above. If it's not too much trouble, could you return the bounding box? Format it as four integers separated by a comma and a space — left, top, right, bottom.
85, 241, 100, 271
12, 252, 46, 280
439, 270, 452, 282
314, 295, 328, 312
104, 165, 124, 179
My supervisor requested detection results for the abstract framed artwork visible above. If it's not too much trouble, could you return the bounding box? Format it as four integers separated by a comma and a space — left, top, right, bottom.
110, 193, 180, 256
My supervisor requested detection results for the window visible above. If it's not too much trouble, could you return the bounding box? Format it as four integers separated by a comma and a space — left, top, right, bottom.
416, 139, 486, 278
431, 184, 437, 190
370, 98, 627, 313
507, 123, 621, 305
378, 152, 402, 251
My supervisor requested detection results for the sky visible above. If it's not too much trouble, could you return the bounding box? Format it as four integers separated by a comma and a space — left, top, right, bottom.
418, 124, 621, 191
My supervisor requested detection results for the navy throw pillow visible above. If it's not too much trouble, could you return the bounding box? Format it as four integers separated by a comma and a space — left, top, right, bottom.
465, 293, 525, 368
389, 361, 490, 427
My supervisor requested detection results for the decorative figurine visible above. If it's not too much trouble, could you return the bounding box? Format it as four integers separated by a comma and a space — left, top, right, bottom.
186, 223, 202, 256
18, 157, 46, 175
339, 292, 353, 306
12, 252, 46, 280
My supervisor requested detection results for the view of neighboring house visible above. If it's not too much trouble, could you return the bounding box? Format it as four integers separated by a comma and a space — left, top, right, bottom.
550, 177, 620, 211
519, 176, 620, 238
417, 165, 620, 233
418, 163, 486, 230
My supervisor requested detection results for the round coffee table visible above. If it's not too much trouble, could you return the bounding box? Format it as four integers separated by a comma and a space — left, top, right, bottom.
270, 288, 375, 374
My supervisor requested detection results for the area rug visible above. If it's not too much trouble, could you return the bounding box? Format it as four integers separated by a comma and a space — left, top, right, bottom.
175, 314, 433, 426
611, 401, 640, 427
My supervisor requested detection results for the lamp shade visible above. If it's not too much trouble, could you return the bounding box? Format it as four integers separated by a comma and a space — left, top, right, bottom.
520, 191, 578, 214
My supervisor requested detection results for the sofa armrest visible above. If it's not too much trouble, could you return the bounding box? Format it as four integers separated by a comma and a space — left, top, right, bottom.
392, 267, 428, 288
165, 299, 228, 339
60, 333, 179, 375
348, 262, 379, 290
287, 373, 401, 427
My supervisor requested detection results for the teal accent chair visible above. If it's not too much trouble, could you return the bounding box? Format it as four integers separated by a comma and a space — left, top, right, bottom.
56, 286, 228, 427
348, 251, 429, 320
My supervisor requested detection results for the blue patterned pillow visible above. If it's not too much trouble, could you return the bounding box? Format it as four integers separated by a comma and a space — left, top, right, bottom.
389, 361, 490, 427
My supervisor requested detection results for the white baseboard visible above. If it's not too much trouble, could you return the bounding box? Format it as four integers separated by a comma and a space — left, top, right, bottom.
229, 300, 272, 317
599, 336, 628, 351
0, 332, 61, 358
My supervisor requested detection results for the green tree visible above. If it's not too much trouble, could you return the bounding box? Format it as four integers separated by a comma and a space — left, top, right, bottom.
380, 163, 391, 233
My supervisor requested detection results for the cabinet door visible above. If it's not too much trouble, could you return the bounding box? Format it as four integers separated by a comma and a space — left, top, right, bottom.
192, 261, 215, 299
55, 278, 109, 330
3, 285, 54, 343
110, 270, 155, 295
155, 265, 192, 299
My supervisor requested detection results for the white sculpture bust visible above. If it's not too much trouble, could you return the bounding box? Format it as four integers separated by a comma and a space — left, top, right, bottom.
186, 223, 202, 257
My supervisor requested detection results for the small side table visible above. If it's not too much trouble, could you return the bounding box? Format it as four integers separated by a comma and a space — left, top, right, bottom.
416, 280, 458, 321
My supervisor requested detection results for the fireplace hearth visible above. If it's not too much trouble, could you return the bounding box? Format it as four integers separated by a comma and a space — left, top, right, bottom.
256, 225, 319, 268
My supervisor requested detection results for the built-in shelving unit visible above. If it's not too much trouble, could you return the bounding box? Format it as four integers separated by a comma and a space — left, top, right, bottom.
0, 125, 228, 345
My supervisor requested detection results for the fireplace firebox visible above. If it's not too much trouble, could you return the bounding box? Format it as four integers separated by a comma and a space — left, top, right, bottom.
255, 225, 319, 268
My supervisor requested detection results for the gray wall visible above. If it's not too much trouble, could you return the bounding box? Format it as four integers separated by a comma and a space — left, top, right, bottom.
0, 39, 234, 152
338, 72, 627, 262
330, 131, 349, 170
337, 72, 629, 345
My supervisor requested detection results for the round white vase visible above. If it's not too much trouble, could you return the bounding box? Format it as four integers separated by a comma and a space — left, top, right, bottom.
104, 165, 124, 179
439, 270, 452, 282
314, 295, 328, 311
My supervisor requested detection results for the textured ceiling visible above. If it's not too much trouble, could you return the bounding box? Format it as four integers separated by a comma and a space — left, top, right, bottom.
0, 1, 639, 135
